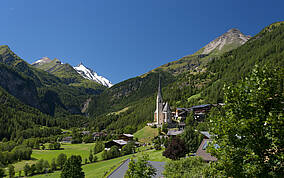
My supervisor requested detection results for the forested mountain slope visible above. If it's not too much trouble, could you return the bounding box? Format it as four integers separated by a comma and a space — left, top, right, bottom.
0, 45, 105, 117
87, 22, 284, 133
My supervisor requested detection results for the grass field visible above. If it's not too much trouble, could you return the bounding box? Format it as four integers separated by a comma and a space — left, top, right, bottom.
30, 149, 168, 178
13, 143, 97, 173
31, 154, 133, 178
134, 126, 158, 143
10, 127, 166, 177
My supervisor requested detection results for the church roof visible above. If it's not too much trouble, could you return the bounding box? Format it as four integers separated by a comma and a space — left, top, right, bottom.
157, 76, 162, 99
163, 102, 170, 112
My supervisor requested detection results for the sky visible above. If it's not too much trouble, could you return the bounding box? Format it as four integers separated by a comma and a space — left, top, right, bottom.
0, 0, 283, 84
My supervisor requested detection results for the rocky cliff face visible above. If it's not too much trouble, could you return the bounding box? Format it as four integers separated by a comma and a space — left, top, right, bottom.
198, 28, 250, 55
0, 63, 40, 108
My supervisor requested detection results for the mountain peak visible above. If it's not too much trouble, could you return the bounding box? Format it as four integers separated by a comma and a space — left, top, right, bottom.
32, 57, 52, 65
73, 63, 113, 88
78, 61, 83, 66
227, 28, 240, 33
196, 28, 250, 55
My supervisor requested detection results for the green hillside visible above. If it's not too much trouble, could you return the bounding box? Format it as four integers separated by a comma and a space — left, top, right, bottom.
87, 22, 284, 133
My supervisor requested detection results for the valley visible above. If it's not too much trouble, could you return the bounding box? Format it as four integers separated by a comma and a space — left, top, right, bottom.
0, 21, 283, 178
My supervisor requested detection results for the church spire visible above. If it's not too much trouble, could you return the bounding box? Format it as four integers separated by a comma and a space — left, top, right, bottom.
157, 74, 162, 103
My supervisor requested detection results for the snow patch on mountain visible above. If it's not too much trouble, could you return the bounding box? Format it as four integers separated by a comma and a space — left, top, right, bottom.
74, 63, 113, 88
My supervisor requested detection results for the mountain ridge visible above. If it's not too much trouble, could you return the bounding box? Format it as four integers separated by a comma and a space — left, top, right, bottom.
150, 28, 250, 75
73, 63, 113, 88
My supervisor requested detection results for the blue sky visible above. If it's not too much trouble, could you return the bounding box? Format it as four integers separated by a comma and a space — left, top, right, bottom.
0, 0, 283, 84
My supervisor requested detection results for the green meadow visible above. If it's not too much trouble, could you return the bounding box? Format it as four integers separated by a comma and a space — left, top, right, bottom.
13, 143, 97, 173
133, 126, 158, 143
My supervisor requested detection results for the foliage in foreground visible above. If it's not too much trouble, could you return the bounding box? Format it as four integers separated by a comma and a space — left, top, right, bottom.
208, 66, 284, 177
163, 137, 187, 160
61, 155, 84, 178
125, 154, 156, 178
163, 157, 208, 178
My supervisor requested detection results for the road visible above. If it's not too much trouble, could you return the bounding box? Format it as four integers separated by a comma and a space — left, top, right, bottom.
108, 159, 165, 178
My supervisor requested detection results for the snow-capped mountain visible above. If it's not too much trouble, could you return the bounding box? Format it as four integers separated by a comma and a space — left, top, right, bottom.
74, 63, 113, 88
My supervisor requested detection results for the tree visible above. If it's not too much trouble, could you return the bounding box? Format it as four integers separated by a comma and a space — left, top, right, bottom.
93, 155, 98, 162
107, 146, 120, 159
163, 157, 208, 178
71, 130, 82, 144
163, 137, 187, 160
89, 150, 93, 163
57, 153, 67, 170
30, 164, 36, 176
61, 155, 84, 178
162, 123, 168, 134
8, 164, 15, 178
121, 141, 135, 155
101, 150, 108, 160
0, 168, 5, 178
125, 154, 156, 178
34, 139, 40, 149
36, 159, 44, 173
83, 134, 94, 143
208, 66, 284, 177
43, 160, 50, 173
93, 141, 104, 154
23, 163, 30, 176
51, 158, 57, 171
18, 170, 22, 177
48, 143, 54, 150
154, 143, 161, 150
180, 126, 201, 153
53, 142, 61, 150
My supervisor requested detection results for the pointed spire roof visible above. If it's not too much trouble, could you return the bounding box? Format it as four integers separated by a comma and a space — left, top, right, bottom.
163, 102, 170, 112
157, 74, 162, 99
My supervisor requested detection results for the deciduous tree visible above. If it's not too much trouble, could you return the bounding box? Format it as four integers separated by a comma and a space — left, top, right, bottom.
125, 154, 156, 178
208, 66, 284, 177
163, 137, 187, 160
57, 153, 67, 170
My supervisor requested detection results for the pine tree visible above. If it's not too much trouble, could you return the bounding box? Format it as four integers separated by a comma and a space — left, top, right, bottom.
61, 155, 84, 178
8, 164, 15, 178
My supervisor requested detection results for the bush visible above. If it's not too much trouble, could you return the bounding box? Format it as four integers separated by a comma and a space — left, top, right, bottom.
163, 157, 208, 177
163, 137, 186, 160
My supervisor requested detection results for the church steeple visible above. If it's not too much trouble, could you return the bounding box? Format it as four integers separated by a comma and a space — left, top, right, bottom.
157, 75, 163, 103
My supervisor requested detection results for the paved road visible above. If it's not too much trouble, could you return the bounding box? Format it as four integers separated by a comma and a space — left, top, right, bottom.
108, 159, 165, 178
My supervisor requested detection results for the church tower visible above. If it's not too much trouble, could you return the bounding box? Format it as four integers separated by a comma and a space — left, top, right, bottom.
155, 76, 164, 125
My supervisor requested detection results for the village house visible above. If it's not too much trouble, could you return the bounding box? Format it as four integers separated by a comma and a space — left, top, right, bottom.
167, 130, 184, 137
118, 134, 134, 141
104, 134, 139, 150
92, 132, 107, 140
105, 140, 128, 150
61, 136, 72, 143
196, 131, 218, 162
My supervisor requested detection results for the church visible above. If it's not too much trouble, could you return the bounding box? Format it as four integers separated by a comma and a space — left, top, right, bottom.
153, 78, 172, 125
